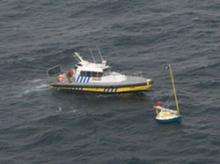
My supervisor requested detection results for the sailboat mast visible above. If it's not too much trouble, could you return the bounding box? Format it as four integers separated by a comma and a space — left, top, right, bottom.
168, 64, 180, 114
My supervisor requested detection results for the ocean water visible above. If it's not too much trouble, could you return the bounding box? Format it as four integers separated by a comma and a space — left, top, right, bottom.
0, 0, 220, 163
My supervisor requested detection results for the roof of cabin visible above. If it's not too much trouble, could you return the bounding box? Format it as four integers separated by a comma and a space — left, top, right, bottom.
77, 61, 109, 72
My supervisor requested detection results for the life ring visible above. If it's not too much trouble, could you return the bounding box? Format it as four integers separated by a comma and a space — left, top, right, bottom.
57, 74, 65, 82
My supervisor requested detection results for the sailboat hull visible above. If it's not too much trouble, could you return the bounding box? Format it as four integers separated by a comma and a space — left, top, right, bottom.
156, 115, 182, 124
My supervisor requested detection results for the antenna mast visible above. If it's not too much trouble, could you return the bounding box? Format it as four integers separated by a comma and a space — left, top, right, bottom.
168, 64, 180, 114
96, 46, 104, 62
89, 48, 96, 63
74, 52, 84, 62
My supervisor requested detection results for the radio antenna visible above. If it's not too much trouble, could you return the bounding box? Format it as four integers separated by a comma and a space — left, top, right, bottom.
96, 46, 104, 62
89, 48, 96, 63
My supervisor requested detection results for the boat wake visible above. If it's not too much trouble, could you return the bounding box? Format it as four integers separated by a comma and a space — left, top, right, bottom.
23, 84, 49, 94
21, 79, 49, 95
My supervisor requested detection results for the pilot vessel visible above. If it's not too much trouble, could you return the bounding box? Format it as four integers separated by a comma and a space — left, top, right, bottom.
47, 52, 153, 94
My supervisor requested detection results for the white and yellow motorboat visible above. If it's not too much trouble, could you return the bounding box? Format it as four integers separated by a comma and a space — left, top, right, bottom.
47, 52, 153, 94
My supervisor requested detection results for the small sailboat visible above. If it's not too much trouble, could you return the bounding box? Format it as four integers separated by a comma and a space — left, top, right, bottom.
154, 64, 182, 123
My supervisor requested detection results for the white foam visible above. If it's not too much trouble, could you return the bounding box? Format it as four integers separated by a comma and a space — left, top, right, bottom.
30, 79, 43, 83
36, 84, 49, 89
72, 109, 77, 113
58, 107, 62, 112
20, 78, 49, 96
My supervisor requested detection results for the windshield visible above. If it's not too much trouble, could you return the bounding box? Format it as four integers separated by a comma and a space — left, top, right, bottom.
80, 71, 103, 77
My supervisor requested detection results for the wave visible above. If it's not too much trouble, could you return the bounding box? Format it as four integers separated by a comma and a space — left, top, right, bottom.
16, 79, 50, 97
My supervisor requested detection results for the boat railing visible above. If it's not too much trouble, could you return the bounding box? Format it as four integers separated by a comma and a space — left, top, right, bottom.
46, 65, 63, 83
120, 71, 145, 77
47, 65, 62, 77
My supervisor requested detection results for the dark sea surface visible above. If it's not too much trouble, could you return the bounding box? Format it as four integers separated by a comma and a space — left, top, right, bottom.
0, 0, 220, 163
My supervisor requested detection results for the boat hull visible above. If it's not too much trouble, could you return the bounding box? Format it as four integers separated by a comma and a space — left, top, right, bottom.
50, 81, 153, 94
156, 115, 182, 124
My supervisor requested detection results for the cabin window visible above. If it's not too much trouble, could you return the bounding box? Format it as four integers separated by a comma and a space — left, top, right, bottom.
90, 72, 102, 77
80, 71, 86, 76
103, 68, 111, 76
80, 71, 103, 77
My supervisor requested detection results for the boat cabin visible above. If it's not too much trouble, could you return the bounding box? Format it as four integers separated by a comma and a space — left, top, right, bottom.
74, 52, 111, 80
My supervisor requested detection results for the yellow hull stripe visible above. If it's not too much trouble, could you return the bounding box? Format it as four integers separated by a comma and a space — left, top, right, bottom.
116, 84, 152, 93
82, 87, 105, 92
52, 81, 153, 93
82, 83, 152, 93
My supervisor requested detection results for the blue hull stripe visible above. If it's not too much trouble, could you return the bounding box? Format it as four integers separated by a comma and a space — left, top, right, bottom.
104, 87, 117, 93
80, 76, 83, 83
76, 76, 90, 83
76, 76, 80, 83
81, 76, 85, 83
84, 76, 89, 83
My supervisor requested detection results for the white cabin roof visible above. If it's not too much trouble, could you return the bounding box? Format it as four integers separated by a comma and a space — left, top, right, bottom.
78, 62, 108, 72
75, 52, 109, 73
